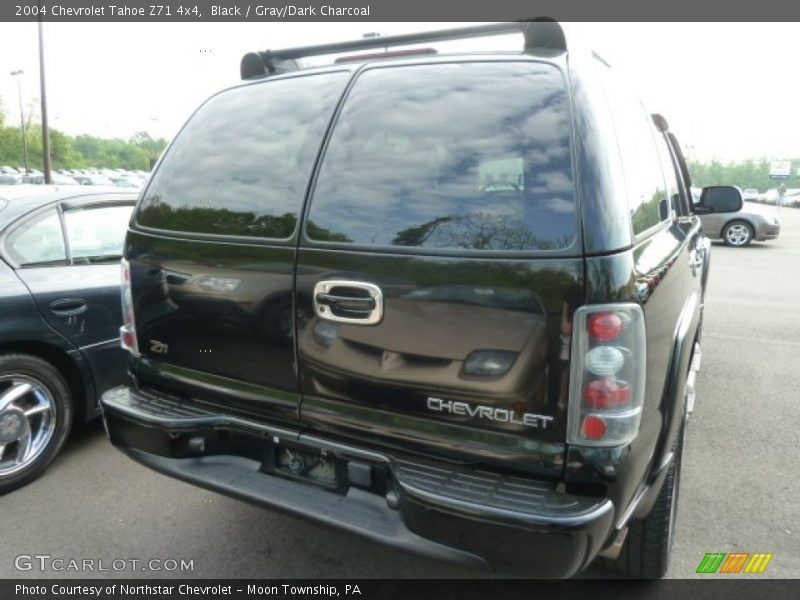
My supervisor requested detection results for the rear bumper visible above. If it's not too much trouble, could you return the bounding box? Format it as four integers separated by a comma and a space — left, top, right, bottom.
101, 385, 615, 577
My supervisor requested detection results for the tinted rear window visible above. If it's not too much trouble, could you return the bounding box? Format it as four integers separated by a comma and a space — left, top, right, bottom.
305, 62, 577, 251
136, 72, 348, 238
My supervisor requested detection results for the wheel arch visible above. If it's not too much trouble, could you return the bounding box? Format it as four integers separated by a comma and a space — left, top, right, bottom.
630, 292, 700, 520
0, 340, 95, 423
721, 217, 755, 236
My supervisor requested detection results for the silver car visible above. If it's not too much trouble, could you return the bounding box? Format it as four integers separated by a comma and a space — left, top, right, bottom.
692, 187, 781, 247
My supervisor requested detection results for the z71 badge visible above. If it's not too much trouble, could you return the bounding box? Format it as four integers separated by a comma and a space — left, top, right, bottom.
149, 340, 169, 354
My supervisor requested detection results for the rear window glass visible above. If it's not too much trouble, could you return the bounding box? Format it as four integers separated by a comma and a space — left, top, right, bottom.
305, 62, 578, 252
136, 72, 348, 238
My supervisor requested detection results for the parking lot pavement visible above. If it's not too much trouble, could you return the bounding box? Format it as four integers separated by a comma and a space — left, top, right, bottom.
670, 204, 800, 579
2, 206, 798, 580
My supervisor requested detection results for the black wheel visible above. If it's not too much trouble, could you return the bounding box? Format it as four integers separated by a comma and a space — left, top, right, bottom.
611, 420, 685, 578
722, 220, 753, 247
0, 354, 73, 494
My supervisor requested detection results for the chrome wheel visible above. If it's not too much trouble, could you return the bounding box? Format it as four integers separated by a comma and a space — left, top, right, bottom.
724, 222, 752, 246
0, 375, 56, 478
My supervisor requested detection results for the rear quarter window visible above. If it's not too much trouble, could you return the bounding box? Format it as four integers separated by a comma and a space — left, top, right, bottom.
597, 66, 670, 237
305, 62, 578, 252
135, 72, 349, 239
5, 209, 66, 266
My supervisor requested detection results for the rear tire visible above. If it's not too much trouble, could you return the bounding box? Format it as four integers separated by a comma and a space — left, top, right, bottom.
722, 220, 753, 247
0, 354, 73, 494
611, 420, 685, 578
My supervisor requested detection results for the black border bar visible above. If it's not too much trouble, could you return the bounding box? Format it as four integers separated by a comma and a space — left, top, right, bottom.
2, 579, 799, 600
5, 0, 800, 22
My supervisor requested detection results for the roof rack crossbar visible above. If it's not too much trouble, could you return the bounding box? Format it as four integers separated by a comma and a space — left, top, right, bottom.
652, 113, 670, 133
241, 19, 566, 80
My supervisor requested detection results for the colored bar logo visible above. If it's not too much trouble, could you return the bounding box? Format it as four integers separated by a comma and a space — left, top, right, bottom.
696, 552, 773, 574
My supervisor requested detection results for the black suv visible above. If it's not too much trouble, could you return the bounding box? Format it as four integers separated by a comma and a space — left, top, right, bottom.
102, 21, 739, 578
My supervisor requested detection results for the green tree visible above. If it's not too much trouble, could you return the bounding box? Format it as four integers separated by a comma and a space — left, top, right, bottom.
49, 129, 84, 169
0, 121, 169, 171
689, 157, 798, 191
0, 127, 22, 165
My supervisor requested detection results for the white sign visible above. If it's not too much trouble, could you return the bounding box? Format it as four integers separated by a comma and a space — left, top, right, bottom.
769, 160, 791, 179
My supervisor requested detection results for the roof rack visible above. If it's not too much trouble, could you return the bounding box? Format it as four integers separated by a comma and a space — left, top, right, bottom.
240, 19, 567, 80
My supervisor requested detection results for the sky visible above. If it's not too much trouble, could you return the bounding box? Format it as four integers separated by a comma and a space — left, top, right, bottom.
0, 21, 798, 163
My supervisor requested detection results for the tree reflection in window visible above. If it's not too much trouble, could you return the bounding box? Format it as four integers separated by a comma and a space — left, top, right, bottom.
138, 199, 297, 238
306, 62, 578, 252
392, 213, 572, 251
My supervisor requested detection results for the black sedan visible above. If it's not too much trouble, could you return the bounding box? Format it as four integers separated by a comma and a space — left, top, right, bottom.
0, 188, 136, 493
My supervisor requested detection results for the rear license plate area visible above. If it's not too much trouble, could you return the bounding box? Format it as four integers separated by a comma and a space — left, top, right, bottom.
261, 442, 347, 492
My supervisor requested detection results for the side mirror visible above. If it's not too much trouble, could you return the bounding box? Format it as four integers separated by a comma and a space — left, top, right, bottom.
697, 185, 743, 214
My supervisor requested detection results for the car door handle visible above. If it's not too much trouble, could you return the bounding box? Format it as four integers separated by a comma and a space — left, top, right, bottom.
313, 280, 383, 325
315, 293, 376, 312
50, 298, 88, 316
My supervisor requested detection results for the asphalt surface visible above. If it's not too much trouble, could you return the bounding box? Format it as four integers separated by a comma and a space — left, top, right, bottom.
3, 205, 798, 580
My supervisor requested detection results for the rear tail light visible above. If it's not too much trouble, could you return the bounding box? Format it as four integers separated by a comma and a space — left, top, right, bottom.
120, 258, 139, 357
581, 415, 607, 440
568, 304, 645, 447
587, 311, 624, 342
583, 379, 631, 409
585, 346, 626, 376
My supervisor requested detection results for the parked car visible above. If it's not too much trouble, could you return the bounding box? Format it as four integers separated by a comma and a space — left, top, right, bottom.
109, 176, 142, 189
0, 188, 137, 493
74, 174, 115, 186
691, 187, 780, 246
742, 188, 759, 201
763, 188, 786, 205
20, 173, 80, 186
780, 190, 800, 207
0, 175, 23, 185
102, 21, 719, 578
0, 166, 20, 175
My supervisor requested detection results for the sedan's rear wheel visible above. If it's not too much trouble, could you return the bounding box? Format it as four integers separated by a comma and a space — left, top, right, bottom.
0, 354, 72, 494
722, 220, 753, 247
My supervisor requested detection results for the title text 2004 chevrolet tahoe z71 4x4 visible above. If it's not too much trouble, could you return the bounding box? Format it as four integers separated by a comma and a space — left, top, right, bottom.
102, 21, 743, 578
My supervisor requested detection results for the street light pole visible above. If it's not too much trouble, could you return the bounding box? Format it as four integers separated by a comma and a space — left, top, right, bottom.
38, 13, 52, 184
9, 70, 30, 175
